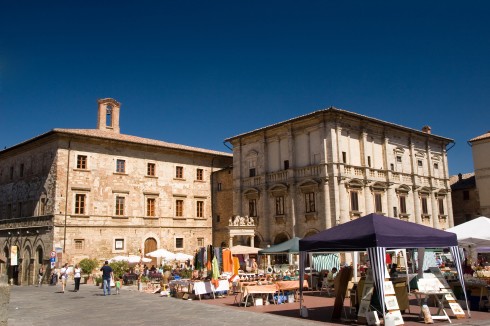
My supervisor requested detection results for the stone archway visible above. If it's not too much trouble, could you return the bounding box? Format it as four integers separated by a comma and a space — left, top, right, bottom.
144, 238, 158, 267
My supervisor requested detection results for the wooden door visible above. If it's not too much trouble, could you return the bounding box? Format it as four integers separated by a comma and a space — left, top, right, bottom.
144, 238, 157, 267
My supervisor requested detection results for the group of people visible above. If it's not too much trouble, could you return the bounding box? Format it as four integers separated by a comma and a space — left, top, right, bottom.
38, 263, 82, 293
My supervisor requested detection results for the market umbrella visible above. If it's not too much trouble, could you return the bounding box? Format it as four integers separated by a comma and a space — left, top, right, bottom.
109, 255, 151, 264
173, 252, 193, 261
146, 249, 176, 260
230, 245, 262, 255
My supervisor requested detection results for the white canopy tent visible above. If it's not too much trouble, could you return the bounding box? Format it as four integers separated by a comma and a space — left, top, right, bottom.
447, 216, 490, 260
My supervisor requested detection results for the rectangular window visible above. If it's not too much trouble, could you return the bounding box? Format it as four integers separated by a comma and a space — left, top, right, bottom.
463, 190, 469, 201
116, 159, 126, 173
115, 239, 124, 250
216, 215, 220, 223
374, 193, 383, 213
434, 163, 439, 170
74, 239, 84, 250
77, 155, 87, 169
438, 198, 445, 215
399, 195, 407, 214
305, 192, 315, 213
146, 198, 156, 217
75, 194, 86, 215
390, 163, 395, 171
176, 200, 184, 217
20, 163, 24, 177
421, 196, 428, 214
197, 238, 204, 247
39, 198, 47, 215
396, 156, 402, 163
17, 202, 22, 217
176, 166, 184, 178
175, 238, 184, 249
284, 160, 289, 170
115, 196, 125, 216
249, 168, 256, 177
275, 196, 284, 215
417, 160, 423, 167
147, 163, 155, 176
196, 201, 204, 217
342, 152, 347, 164
249, 199, 257, 217
196, 168, 203, 181
350, 191, 359, 212
217, 183, 222, 191
367, 156, 371, 167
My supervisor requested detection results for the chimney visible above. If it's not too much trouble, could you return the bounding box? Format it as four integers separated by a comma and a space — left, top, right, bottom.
458, 173, 462, 181
422, 125, 431, 134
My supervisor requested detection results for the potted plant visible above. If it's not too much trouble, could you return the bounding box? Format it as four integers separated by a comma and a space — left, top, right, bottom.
95, 276, 103, 287
79, 258, 99, 284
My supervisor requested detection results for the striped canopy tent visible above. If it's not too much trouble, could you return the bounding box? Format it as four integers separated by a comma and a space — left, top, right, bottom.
298, 213, 470, 320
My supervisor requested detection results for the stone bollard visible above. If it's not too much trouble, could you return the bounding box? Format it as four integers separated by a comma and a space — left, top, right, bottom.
0, 275, 10, 326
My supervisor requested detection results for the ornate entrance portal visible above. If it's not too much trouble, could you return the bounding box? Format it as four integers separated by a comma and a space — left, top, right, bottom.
228, 215, 256, 247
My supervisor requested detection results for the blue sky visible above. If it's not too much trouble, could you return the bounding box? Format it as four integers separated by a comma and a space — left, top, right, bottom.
1, 1, 489, 176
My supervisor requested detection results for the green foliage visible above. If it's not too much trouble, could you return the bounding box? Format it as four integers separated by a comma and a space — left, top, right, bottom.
140, 275, 149, 283
95, 276, 103, 285
180, 269, 192, 279
163, 264, 173, 272
109, 261, 129, 279
79, 258, 99, 275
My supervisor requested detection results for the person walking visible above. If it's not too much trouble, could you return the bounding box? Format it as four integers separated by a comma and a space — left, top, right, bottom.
100, 260, 113, 296
60, 263, 68, 293
73, 264, 81, 292
37, 265, 44, 286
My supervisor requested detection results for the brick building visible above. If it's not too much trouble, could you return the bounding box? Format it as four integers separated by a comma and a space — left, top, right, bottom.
0, 98, 232, 285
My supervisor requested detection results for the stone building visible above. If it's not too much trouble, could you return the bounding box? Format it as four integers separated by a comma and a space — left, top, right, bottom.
0, 98, 232, 285
469, 131, 490, 218
449, 172, 480, 225
224, 107, 455, 248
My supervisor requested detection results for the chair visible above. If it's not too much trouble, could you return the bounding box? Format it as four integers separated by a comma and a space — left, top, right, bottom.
319, 279, 334, 296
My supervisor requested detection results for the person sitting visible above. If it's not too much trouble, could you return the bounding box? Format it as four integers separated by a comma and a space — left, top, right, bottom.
326, 267, 337, 288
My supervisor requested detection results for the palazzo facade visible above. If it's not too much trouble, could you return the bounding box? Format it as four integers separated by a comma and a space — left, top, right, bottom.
225, 107, 455, 248
0, 98, 232, 285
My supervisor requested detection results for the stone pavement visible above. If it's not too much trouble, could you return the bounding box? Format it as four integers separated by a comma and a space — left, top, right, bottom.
7, 282, 490, 326
7, 281, 323, 326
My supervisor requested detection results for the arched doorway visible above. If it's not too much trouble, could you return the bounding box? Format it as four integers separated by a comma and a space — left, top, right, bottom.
35, 246, 44, 284
144, 238, 158, 267
246, 235, 261, 248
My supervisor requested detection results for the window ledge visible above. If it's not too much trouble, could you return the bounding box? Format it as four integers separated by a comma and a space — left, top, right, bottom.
173, 217, 186, 220
143, 216, 158, 219
421, 214, 431, 220
173, 178, 186, 181
145, 175, 158, 179
438, 214, 448, 220
71, 214, 90, 218
73, 168, 90, 172
112, 216, 129, 219
398, 214, 410, 220
113, 172, 128, 176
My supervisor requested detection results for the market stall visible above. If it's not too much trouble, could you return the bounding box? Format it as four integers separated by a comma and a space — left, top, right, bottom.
298, 213, 470, 322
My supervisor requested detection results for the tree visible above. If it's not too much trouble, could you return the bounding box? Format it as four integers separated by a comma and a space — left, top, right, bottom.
109, 261, 129, 279
79, 258, 99, 275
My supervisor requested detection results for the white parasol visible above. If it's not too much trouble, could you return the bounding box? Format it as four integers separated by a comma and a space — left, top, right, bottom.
230, 245, 263, 255
146, 249, 176, 260
109, 255, 151, 264
173, 252, 193, 261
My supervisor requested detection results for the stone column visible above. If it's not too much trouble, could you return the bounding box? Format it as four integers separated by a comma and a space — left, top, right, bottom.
431, 191, 440, 229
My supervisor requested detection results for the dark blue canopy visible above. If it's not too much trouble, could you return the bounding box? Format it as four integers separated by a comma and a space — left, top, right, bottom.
299, 213, 458, 252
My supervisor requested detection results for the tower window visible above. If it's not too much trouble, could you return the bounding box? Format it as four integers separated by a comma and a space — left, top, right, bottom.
106, 104, 113, 127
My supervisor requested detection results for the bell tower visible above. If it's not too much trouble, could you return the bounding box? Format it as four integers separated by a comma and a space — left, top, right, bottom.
97, 98, 121, 133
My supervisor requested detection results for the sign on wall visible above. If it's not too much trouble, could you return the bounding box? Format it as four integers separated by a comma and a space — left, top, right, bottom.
10, 246, 18, 266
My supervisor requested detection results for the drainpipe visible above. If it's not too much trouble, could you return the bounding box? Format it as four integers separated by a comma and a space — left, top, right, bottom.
63, 139, 72, 255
